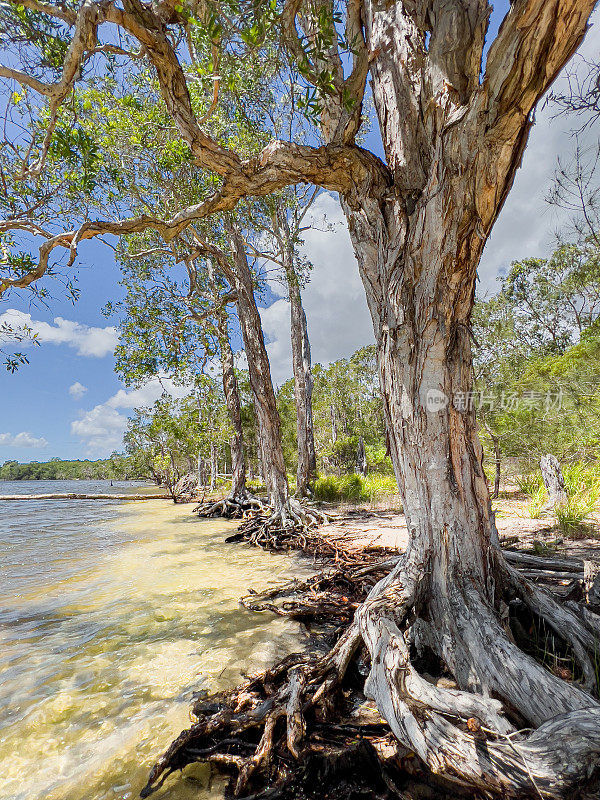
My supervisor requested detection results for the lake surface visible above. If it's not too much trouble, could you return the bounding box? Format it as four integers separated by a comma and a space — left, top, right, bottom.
0, 481, 310, 800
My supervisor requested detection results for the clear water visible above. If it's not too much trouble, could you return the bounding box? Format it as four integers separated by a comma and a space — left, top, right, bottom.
0, 481, 310, 800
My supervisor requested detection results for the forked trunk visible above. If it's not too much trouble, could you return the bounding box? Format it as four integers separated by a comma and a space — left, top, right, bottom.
227, 223, 290, 514
331, 1, 600, 788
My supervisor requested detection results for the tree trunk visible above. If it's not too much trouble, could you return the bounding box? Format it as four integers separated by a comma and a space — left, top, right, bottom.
274, 206, 317, 497
226, 223, 290, 515
326, 1, 600, 790
209, 441, 217, 492
483, 421, 502, 499
540, 453, 567, 506
356, 436, 367, 478
214, 299, 248, 500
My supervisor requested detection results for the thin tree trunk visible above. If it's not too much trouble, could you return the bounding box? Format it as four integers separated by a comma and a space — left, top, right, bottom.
209, 441, 217, 492
356, 436, 367, 478
492, 438, 501, 500
274, 205, 317, 497
226, 222, 290, 514
483, 421, 501, 499
213, 290, 248, 500
330, 405, 337, 444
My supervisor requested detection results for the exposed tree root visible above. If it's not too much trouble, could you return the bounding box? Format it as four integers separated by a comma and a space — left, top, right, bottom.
233, 499, 330, 551
194, 493, 266, 521
195, 494, 333, 553
142, 544, 600, 800
241, 556, 399, 626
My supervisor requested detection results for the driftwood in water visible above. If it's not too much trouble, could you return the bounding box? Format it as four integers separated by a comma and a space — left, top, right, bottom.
540, 454, 568, 506
0, 493, 170, 500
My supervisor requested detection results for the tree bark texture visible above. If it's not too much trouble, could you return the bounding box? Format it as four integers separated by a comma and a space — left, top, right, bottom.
540, 453, 568, 506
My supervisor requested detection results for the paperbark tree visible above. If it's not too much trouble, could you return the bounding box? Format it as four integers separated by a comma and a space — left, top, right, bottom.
1, 0, 599, 793
212, 280, 248, 501
272, 201, 317, 497
226, 222, 290, 516
109, 240, 251, 503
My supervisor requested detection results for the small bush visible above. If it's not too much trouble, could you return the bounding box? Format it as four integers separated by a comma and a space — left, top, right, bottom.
314, 474, 365, 502
517, 471, 545, 497
556, 487, 600, 536
362, 474, 400, 503
562, 462, 600, 497
313, 473, 400, 504
527, 486, 547, 519
516, 462, 600, 533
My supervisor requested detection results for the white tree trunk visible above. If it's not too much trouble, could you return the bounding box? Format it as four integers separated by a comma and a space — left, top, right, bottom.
541, 454, 567, 506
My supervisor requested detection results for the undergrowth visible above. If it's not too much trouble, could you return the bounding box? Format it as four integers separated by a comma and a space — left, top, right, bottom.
517, 462, 600, 536
313, 473, 400, 504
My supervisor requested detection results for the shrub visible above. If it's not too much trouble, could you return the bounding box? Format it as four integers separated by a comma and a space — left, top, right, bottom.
517, 462, 600, 532
517, 471, 545, 497
556, 486, 600, 536
314, 474, 365, 502
313, 473, 400, 504
527, 486, 548, 519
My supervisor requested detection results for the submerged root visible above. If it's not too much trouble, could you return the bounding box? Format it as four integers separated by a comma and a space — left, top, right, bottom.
142, 546, 600, 800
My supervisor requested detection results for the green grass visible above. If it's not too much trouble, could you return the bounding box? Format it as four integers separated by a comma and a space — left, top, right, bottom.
556, 488, 600, 536
516, 471, 545, 497
526, 486, 547, 519
516, 462, 600, 534
313, 473, 400, 504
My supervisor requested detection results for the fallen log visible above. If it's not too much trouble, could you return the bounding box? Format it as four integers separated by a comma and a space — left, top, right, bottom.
0, 493, 171, 500
503, 549, 583, 573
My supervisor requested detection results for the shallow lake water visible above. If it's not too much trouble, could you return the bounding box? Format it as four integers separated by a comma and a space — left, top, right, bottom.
0, 481, 312, 800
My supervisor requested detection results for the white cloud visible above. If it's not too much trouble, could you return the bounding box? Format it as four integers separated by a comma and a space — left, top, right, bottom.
68, 381, 88, 399
71, 377, 190, 456
260, 192, 374, 385
0, 309, 119, 358
0, 431, 48, 448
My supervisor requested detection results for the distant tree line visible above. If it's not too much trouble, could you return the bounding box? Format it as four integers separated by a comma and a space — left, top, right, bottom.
0, 454, 137, 481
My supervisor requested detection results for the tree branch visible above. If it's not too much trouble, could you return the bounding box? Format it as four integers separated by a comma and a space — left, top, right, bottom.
14, 0, 77, 25
485, 0, 596, 127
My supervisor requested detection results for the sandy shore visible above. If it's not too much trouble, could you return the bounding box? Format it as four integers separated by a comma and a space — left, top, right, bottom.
314, 495, 600, 564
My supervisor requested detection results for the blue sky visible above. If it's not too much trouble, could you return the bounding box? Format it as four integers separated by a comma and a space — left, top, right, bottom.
1, 0, 597, 462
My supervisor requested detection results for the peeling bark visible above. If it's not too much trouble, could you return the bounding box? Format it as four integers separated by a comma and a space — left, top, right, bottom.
541, 454, 567, 506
